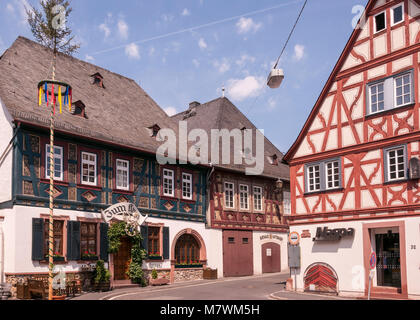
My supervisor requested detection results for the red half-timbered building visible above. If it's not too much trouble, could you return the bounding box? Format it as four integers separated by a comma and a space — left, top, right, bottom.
284, 0, 420, 299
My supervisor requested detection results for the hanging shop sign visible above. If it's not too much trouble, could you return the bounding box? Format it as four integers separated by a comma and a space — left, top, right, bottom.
313, 227, 355, 242
101, 202, 148, 236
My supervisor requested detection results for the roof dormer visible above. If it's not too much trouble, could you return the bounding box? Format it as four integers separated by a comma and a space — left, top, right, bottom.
90, 72, 105, 88
71, 100, 88, 119
147, 124, 161, 137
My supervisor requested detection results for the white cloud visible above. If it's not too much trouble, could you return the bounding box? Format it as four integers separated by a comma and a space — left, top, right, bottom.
6, 3, 15, 13
236, 17, 262, 34
236, 54, 256, 67
8, 0, 31, 24
192, 59, 200, 68
213, 58, 230, 74
198, 38, 207, 50
227, 76, 265, 102
181, 8, 191, 16
293, 44, 305, 61
99, 23, 111, 38
164, 107, 177, 116
85, 54, 95, 62
118, 19, 129, 39
161, 14, 174, 23
268, 97, 277, 110
125, 43, 140, 59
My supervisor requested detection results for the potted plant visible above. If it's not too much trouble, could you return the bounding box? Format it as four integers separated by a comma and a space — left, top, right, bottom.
93, 260, 111, 292
81, 251, 99, 261
149, 269, 169, 286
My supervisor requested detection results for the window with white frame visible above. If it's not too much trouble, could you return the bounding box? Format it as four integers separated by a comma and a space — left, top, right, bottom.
306, 159, 342, 193
395, 73, 412, 107
283, 191, 291, 215
374, 11, 386, 33
45, 145, 63, 181
367, 70, 414, 115
307, 164, 321, 192
391, 3, 404, 26
253, 186, 263, 211
239, 184, 249, 210
162, 169, 174, 197
81, 152, 97, 185
385, 146, 407, 182
325, 160, 340, 190
116, 159, 129, 190
224, 182, 234, 209
182, 173, 192, 200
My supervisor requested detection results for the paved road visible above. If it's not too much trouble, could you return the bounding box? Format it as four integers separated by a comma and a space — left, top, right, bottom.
73, 273, 351, 300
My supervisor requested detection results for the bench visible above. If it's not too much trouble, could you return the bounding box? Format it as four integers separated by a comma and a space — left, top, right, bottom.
28, 279, 48, 299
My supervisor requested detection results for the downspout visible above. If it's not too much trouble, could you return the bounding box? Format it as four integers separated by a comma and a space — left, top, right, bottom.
0, 217, 4, 284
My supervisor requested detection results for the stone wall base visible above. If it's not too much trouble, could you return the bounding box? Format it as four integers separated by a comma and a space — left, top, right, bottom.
174, 268, 203, 282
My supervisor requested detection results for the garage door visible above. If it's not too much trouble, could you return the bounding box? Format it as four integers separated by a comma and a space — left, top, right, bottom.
262, 242, 281, 273
223, 230, 253, 277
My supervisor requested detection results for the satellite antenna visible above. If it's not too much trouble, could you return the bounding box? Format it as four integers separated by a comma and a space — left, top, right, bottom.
267, 0, 308, 89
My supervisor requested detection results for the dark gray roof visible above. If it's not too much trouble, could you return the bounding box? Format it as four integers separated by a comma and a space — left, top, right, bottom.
172, 97, 289, 180
0, 36, 178, 155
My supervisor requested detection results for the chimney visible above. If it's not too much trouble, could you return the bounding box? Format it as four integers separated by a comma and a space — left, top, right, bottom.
189, 101, 200, 109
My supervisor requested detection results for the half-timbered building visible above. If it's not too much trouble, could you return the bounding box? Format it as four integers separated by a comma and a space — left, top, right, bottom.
172, 98, 290, 277
284, 0, 420, 299
0, 37, 224, 294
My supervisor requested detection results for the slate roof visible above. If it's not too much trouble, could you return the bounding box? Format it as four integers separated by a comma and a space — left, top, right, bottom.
172, 97, 289, 180
0, 36, 178, 155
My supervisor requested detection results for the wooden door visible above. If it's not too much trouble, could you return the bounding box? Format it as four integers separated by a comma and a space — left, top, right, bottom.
262, 242, 281, 273
223, 230, 253, 277
113, 237, 132, 280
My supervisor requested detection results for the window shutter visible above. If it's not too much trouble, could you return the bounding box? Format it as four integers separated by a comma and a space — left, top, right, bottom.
163, 227, 170, 259
67, 221, 81, 260
32, 218, 44, 261
99, 223, 109, 262
140, 225, 148, 254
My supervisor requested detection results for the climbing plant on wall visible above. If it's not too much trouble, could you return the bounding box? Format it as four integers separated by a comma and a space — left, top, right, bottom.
108, 221, 147, 286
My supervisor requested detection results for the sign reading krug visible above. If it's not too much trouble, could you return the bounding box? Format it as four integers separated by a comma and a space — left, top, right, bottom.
313, 227, 355, 242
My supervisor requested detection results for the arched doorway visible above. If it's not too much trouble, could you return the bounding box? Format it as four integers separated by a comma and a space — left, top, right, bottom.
174, 234, 200, 265
261, 242, 281, 273
304, 263, 338, 293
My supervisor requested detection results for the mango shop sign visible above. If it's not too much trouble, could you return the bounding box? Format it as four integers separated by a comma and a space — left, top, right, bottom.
313, 227, 355, 242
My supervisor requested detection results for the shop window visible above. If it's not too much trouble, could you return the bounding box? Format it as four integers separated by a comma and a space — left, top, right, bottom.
224, 182, 235, 209
80, 222, 97, 257
81, 151, 97, 186
45, 144, 64, 181
116, 159, 129, 190
239, 184, 249, 210
253, 186, 263, 211
175, 234, 200, 265
384, 145, 407, 182
43, 220, 64, 259
162, 169, 174, 197
148, 227, 161, 256
182, 172, 192, 200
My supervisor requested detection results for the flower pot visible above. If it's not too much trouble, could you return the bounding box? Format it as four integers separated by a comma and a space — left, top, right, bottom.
149, 278, 169, 286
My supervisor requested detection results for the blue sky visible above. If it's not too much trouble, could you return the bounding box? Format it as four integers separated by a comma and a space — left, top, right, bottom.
0, 0, 369, 154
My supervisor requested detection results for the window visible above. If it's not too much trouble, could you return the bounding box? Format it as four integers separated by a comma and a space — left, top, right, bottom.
239, 184, 249, 210
253, 186, 263, 211
242, 238, 249, 244
391, 4, 404, 26
374, 11, 386, 33
395, 73, 412, 107
45, 145, 63, 181
162, 169, 174, 197
182, 173, 192, 200
385, 146, 407, 182
369, 82, 385, 114
325, 160, 340, 190
81, 152, 97, 186
307, 164, 321, 192
305, 159, 342, 193
224, 182, 235, 208
148, 227, 160, 256
43, 220, 64, 258
116, 159, 129, 190
81, 222, 97, 257
367, 70, 414, 115
283, 190, 291, 215
175, 234, 200, 265
228, 237, 235, 244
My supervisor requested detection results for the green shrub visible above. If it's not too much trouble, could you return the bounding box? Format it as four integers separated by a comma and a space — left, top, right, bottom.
151, 269, 158, 279
94, 260, 110, 284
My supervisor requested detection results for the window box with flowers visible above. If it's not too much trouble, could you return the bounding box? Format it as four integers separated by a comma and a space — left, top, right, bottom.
147, 253, 163, 261
81, 251, 99, 261
44, 253, 65, 262
175, 262, 203, 269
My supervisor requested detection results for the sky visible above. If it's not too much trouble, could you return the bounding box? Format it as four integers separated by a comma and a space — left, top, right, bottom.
0, 0, 369, 154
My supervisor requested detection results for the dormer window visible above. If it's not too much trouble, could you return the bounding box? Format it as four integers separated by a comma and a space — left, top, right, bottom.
267, 154, 278, 166
91, 73, 105, 88
148, 124, 161, 137
374, 11, 386, 33
71, 100, 88, 119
